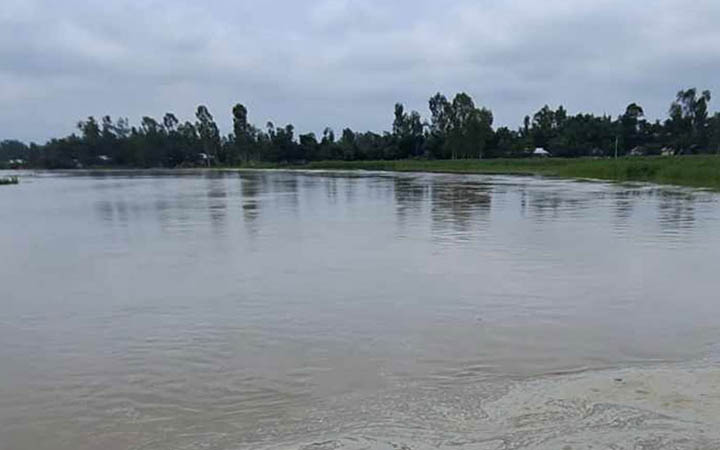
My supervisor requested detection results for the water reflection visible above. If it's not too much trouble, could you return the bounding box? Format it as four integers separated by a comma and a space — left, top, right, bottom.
324, 176, 338, 203
612, 190, 637, 231
94, 199, 114, 223
430, 178, 492, 242
394, 176, 429, 235
525, 189, 592, 222
240, 172, 264, 238
657, 190, 696, 235
205, 173, 228, 235
87, 171, 713, 248
271, 174, 300, 214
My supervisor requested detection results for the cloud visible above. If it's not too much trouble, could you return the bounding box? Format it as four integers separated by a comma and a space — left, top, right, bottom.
1, 0, 719, 142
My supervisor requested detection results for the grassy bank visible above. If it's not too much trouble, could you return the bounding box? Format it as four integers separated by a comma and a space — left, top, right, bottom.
0, 176, 19, 186
264, 156, 720, 190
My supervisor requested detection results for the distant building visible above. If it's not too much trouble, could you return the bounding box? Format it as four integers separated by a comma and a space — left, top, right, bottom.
533, 148, 550, 157
197, 153, 214, 167
628, 146, 645, 156
97, 155, 112, 162
661, 147, 675, 157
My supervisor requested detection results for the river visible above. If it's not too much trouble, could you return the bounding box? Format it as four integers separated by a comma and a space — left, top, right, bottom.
1, 170, 719, 449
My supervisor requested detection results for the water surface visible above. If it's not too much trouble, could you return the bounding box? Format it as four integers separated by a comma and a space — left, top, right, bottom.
1, 170, 719, 449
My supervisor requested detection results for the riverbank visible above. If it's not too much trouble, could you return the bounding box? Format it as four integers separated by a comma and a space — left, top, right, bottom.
9, 155, 720, 189
248, 156, 720, 190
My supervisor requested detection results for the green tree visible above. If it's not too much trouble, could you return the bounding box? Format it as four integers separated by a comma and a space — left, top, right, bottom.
668, 88, 712, 152
77, 116, 101, 164
232, 103, 255, 163
196, 105, 221, 164
708, 113, 720, 153
163, 113, 179, 132
445, 93, 493, 159
392, 103, 425, 158
619, 103, 645, 153
531, 106, 557, 148
299, 133, 319, 161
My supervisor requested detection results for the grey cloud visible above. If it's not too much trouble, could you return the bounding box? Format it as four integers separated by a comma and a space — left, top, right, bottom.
1, 0, 719, 142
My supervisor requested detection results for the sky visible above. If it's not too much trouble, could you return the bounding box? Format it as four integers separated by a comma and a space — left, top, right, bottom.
2, 0, 720, 143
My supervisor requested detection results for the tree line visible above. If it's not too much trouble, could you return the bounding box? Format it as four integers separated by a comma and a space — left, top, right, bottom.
2, 88, 719, 169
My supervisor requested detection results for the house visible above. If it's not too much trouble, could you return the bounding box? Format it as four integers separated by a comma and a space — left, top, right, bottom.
628, 146, 645, 157
533, 147, 550, 157
661, 147, 675, 157
8, 158, 26, 168
196, 153, 214, 167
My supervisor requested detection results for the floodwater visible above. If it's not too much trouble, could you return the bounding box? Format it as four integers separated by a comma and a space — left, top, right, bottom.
1, 170, 719, 450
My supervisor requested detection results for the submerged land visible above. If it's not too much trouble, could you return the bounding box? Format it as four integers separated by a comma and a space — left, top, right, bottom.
5, 157, 720, 190
244, 156, 720, 190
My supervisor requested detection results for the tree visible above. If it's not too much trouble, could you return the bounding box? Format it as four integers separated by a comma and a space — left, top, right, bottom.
444, 93, 493, 159
196, 105, 221, 164
160, 113, 183, 166
490, 127, 521, 157
232, 104, 255, 163
531, 106, 557, 148
0, 140, 30, 166
77, 116, 100, 143
429, 93, 451, 136
319, 127, 338, 160
75, 116, 103, 164
668, 88, 712, 152
9, 86, 720, 168
708, 113, 720, 153
392, 103, 406, 137
163, 113, 179, 132
339, 128, 356, 160
620, 103, 645, 153
392, 103, 425, 158
299, 133, 319, 161
426, 93, 451, 159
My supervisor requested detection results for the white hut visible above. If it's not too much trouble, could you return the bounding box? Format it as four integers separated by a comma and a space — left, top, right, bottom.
533, 147, 550, 157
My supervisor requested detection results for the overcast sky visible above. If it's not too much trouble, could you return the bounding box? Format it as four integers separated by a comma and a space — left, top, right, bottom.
2, 0, 720, 142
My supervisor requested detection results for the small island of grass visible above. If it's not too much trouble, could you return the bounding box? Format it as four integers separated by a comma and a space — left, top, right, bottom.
0, 176, 19, 185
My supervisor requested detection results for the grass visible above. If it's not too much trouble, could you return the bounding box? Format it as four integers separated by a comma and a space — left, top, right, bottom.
0, 176, 19, 185
247, 156, 720, 190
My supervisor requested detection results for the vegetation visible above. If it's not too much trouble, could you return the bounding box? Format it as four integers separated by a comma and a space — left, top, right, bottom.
1, 88, 720, 178
0, 176, 19, 185
298, 156, 720, 189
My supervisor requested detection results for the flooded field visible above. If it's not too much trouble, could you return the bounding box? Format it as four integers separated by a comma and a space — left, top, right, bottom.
1, 170, 719, 449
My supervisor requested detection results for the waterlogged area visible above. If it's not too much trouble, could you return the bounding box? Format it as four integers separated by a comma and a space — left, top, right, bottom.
1, 170, 720, 449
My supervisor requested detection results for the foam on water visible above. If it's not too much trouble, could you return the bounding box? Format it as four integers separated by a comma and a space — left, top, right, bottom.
281, 364, 720, 450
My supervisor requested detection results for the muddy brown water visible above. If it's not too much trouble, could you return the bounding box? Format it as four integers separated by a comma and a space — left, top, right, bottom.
1, 170, 719, 449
